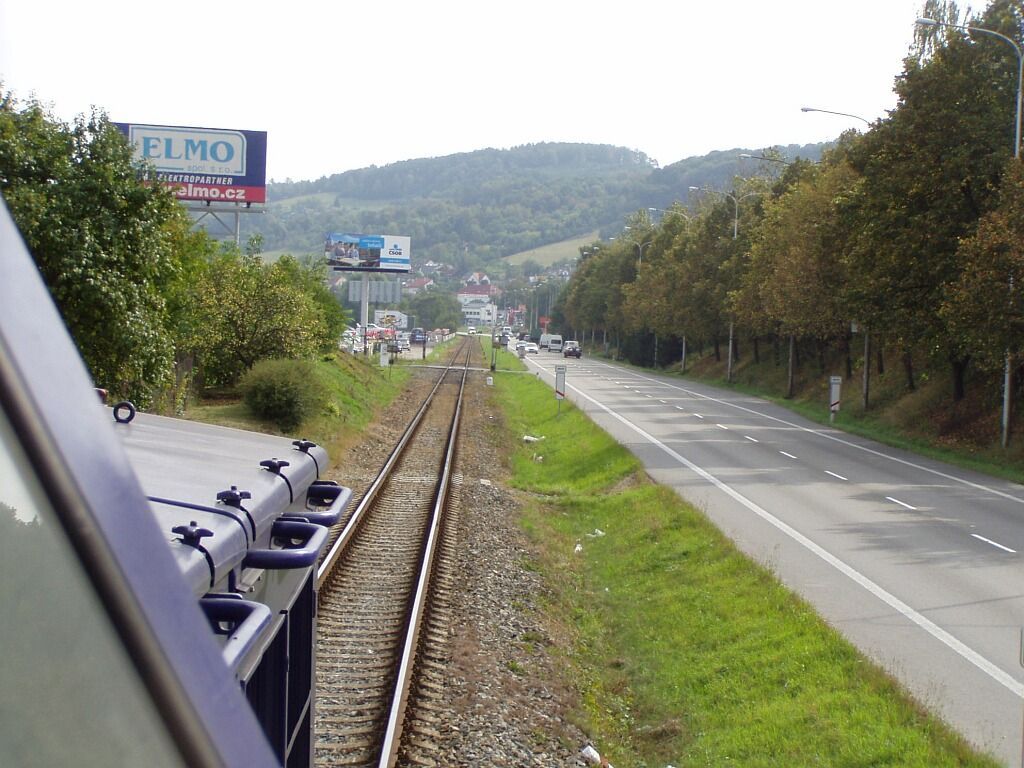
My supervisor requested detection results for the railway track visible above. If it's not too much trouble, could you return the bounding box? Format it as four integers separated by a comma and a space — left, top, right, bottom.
313, 338, 480, 767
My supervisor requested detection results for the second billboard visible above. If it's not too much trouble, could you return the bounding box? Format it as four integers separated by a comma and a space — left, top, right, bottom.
325, 233, 411, 273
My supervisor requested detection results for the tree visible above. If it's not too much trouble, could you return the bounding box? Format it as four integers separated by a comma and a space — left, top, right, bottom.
0, 91, 187, 402
847, 1, 1019, 395
742, 161, 857, 341
189, 253, 330, 387
942, 159, 1024, 374
403, 289, 462, 332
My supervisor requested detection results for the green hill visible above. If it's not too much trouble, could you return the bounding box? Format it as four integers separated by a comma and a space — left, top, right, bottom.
240, 142, 826, 276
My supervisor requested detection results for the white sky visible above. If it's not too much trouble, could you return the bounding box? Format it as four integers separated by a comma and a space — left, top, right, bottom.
1, 0, 928, 182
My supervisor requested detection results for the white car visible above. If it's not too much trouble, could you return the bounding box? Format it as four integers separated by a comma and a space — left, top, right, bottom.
524, 342, 539, 354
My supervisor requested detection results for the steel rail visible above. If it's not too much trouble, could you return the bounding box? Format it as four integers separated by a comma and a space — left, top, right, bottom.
377, 346, 470, 767
315, 339, 471, 589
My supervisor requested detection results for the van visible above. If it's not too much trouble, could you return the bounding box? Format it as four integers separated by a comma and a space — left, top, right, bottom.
548, 335, 563, 352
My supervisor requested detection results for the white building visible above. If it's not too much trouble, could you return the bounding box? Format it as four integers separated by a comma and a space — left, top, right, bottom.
460, 298, 497, 326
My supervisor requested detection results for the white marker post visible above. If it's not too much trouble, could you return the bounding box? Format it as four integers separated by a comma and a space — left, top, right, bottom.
829, 376, 842, 424
555, 365, 566, 417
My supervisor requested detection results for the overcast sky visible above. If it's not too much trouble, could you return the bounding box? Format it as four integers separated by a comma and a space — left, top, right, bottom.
1, 1, 929, 182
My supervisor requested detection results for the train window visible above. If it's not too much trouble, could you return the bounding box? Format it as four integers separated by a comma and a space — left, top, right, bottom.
0, 409, 185, 768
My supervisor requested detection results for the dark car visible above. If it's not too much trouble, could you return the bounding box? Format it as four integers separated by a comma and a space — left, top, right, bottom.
563, 340, 582, 358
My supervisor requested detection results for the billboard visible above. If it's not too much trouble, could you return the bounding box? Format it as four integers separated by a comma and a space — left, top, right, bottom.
374, 310, 409, 329
325, 233, 411, 273
115, 123, 267, 204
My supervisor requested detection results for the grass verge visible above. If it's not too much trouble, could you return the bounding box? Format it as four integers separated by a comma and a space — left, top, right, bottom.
184, 352, 410, 464
491, 367, 1001, 767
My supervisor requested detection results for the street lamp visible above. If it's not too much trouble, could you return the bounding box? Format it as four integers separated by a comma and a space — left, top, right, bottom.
623, 226, 654, 264
689, 185, 764, 382
648, 206, 692, 223
915, 17, 1022, 159
688, 185, 763, 239
800, 106, 872, 125
917, 16, 1024, 448
635, 240, 654, 265
739, 152, 793, 165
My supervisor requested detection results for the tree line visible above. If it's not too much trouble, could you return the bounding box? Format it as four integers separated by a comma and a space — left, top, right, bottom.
0, 91, 348, 409
559, 0, 1024, 439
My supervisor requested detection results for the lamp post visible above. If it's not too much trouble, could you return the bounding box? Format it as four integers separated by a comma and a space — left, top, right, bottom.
689, 185, 764, 382
688, 185, 762, 240
635, 240, 653, 264
917, 16, 1023, 448
916, 17, 1022, 159
648, 206, 691, 217
799, 106, 872, 125
739, 152, 793, 165
623, 226, 653, 264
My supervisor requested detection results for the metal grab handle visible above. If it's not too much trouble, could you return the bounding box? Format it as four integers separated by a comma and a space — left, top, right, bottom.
302, 481, 353, 527
199, 597, 272, 672
242, 519, 328, 569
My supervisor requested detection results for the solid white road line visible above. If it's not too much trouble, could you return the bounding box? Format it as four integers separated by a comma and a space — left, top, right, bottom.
825, 470, 848, 481
886, 496, 917, 510
971, 534, 1017, 554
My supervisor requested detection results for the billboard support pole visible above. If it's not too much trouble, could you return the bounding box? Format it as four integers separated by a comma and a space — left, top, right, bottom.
360, 274, 370, 356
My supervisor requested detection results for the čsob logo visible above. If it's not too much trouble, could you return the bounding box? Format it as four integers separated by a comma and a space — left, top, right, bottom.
388, 244, 404, 255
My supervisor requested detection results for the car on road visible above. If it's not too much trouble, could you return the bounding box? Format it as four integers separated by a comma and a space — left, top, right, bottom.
563, 340, 582, 358
524, 342, 539, 354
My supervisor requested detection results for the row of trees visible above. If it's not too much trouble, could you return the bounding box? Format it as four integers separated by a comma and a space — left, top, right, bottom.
560, 0, 1024, 438
0, 90, 347, 407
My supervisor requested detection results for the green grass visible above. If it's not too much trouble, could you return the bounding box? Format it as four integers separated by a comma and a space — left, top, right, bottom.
184, 352, 408, 464
505, 231, 599, 266
490, 369, 1000, 767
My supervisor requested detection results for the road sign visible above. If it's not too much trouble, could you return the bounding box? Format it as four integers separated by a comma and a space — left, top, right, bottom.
555, 365, 566, 401
829, 375, 842, 422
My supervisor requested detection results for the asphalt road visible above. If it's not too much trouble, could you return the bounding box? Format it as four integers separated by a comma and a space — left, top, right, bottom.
521, 351, 1024, 766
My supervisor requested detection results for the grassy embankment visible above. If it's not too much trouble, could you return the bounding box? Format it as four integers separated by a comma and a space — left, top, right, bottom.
183, 351, 411, 462
487, 343, 1000, 767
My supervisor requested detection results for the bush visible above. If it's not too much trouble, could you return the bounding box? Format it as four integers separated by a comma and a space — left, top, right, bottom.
239, 359, 326, 432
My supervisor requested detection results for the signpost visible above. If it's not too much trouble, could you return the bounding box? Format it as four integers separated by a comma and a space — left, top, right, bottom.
555, 365, 567, 417
829, 376, 842, 423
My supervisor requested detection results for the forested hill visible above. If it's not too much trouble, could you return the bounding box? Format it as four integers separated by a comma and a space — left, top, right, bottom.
244, 141, 825, 273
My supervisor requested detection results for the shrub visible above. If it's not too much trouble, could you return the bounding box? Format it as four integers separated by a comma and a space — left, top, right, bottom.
239, 359, 326, 432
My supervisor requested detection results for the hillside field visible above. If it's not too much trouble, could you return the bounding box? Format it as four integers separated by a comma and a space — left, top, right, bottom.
504, 230, 599, 267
